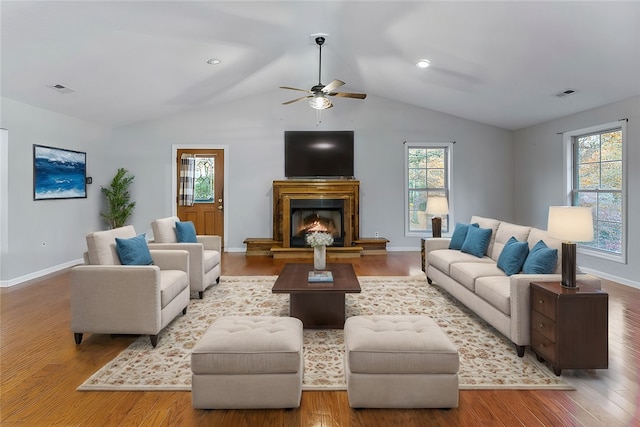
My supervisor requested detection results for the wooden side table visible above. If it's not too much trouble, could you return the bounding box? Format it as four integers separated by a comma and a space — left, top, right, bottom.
530, 281, 608, 376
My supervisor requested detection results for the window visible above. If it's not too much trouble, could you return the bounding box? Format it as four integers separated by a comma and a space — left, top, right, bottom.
404, 142, 452, 236
565, 122, 626, 262
194, 156, 215, 203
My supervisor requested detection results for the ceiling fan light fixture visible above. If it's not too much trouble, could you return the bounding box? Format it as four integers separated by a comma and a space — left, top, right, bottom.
309, 95, 332, 110
416, 59, 431, 69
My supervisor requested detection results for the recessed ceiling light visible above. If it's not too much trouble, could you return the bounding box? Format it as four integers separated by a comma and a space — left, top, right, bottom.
416, 59, 431, 69
207, 58, 222, 65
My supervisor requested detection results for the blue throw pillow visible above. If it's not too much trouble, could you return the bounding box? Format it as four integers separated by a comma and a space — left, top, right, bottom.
175, 221, 198, 243
115, 234, 153, 265
522, 240, 558, 274
449, 223, 479, 250
460, 226, 492, 258
497, 236, 529, 276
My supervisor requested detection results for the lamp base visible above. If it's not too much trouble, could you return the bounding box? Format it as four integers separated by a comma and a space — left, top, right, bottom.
561, 242, 578, 288
431, 217, 442, 238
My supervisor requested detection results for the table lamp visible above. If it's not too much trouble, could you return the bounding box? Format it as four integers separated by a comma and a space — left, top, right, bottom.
426, 196, 449, 238
547, 206, 594, 289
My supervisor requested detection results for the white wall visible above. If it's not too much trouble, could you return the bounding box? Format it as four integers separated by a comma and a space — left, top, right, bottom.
513, 96, 640, 288
5, 90, 636, 288
1, 128, 8, 280
112, 90, 514, 252
0, 98, 112, 284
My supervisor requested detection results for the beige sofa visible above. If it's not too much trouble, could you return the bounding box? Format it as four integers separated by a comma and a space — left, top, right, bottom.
150, 216, 221, 299
424, 215, 601, 357
71, 225, 190, 347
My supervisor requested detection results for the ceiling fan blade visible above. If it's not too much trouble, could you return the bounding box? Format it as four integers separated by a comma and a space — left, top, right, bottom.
280, 86, 312, 93
322, 79, 345, 93
282, 95, 312, 105
328, 92, 367, 100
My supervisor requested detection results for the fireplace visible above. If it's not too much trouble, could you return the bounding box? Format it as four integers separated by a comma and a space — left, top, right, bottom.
272, 180, 360, 249
290, 199, 344, 248
245, 180, 387, 257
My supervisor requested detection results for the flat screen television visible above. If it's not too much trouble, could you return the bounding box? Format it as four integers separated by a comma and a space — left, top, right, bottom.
284, 131, 354, 178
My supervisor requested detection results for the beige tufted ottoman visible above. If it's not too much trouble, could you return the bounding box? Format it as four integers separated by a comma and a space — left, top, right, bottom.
191, 316, 303, 409
344, 315, 459, 408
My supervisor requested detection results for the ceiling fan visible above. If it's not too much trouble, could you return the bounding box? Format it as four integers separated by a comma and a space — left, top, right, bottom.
280, 36, 367, 110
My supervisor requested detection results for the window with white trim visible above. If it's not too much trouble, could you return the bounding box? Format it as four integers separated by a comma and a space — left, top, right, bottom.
565, 122, 626, 262
404, 142, 452, 236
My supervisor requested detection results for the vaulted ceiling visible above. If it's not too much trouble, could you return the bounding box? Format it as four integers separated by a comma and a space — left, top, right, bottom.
2, 1, 639, 130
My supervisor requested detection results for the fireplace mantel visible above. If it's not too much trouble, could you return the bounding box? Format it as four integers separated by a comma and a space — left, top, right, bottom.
272, 180, 360, 248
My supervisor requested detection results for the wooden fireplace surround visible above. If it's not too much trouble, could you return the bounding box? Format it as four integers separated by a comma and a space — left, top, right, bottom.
244, 179, 387, 257
273, 179, 360, 248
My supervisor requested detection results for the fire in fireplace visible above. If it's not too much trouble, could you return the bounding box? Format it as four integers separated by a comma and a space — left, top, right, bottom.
290, 199, 344, 247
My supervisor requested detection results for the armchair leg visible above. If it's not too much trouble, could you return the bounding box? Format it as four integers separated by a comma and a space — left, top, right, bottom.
182, 306, 187, 315
198, 291, 204, 299
216, 277, 220, 284
427, 276, 433, 284
516, 345, 526, 357
150, 335, 159, 348
74, 333, 83, 345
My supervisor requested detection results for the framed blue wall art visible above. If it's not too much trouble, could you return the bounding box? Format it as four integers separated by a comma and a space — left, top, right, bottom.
33, 145, 87, 200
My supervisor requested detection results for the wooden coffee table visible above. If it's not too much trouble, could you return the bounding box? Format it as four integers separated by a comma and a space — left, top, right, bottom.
272, 263, 361, 329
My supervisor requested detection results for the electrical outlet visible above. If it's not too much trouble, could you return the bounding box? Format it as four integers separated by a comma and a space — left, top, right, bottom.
374, 232, 379, 238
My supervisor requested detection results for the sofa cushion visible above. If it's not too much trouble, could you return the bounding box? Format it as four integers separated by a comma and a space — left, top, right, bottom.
523, 240, 558, 274
527, 228, 563, 273
175, 221, 198, 243
152, 216, 180, 243
470, 216, 500, 256
475, 277, 511, 316
429, 249, 494, 275
461, 226, 492, 258
491, 222, 532, 261
449, 223, 479, 250
450, 262, 505, 292
159, 270, 189, 308
115, 234, 154, 266
86, 225, 137, 265
497, 237, 529, 275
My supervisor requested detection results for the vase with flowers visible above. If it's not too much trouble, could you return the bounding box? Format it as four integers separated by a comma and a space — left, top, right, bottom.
306, 231, 334, 271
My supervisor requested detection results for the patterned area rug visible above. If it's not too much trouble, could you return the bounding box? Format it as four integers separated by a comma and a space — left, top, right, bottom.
78, 275, 572, 391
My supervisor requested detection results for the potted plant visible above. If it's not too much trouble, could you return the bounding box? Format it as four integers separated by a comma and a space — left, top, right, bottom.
101, 168, 136, 229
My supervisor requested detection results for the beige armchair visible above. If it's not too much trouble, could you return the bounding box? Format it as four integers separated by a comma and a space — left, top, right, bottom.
150, 216, 221, 299
71, 225, 190, 347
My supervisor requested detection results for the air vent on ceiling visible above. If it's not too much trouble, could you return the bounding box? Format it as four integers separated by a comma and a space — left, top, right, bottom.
47, 84, 75, 94
554, 89, 576, 98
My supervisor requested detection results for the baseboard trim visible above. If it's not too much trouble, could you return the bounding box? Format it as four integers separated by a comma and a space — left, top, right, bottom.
579, 266, 640, 290
0, 258, 83, 288
387, 247, 420, 252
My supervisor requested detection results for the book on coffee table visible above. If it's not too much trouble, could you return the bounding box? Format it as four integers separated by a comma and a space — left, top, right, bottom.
308, 271, 333, 282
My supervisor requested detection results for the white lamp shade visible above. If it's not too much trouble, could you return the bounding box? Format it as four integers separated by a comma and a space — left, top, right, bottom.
426, 197, 449, 215
547, 206, 594, 242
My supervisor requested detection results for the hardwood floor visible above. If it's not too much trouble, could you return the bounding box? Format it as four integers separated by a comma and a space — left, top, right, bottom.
1, 252, 638, 426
